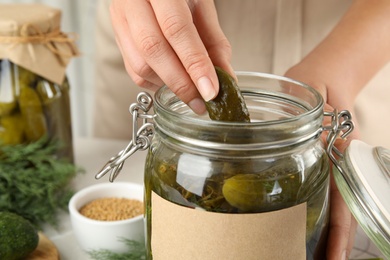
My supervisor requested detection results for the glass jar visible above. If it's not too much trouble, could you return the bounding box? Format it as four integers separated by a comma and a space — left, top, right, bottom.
96, 71, 354, 259
0, 59, 73, 160
146, 72, 329, 259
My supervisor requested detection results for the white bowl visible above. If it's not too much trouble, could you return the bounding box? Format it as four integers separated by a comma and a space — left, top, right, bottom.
68, 182, 145, 253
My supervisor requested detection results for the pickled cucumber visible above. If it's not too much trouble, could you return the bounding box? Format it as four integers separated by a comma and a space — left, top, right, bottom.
222, 174, 267, 212
0, 102, 16, 117
17, 65, 37, 88
205, 67, 250, 122
35, 78, 73, 160
0, 114, 24, 145
19, 85, 47, 142
222, 162, 302, 212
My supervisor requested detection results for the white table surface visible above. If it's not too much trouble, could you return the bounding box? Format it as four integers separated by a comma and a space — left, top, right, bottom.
44, 137, 385, 260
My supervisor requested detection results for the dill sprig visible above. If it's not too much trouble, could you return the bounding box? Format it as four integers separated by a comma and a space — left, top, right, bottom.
88, 238, 146, 260
0, 137, 83, 228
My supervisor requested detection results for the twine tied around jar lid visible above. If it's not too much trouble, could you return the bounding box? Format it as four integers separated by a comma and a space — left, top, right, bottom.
0, 23, 79, 62
0, 3, 80, 85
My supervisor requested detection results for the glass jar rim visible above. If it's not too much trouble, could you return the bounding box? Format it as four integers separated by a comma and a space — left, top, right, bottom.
153, 71, 325, 150
154, 71, 324, 126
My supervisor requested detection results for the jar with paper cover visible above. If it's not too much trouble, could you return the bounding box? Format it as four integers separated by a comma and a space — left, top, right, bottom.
0, 4, 79, 161
96, 72, 354, 259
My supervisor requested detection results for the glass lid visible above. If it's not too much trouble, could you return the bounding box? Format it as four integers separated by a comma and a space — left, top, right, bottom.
333, 139, 390, 258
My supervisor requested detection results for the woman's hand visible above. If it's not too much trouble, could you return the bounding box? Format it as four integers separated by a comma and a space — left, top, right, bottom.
110, 0, 234, 114
286, 2, 390, 256
110, 0, 390, 257
286, 64, 359, 259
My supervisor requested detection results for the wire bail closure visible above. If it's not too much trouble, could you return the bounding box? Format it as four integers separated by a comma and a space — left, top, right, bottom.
95, 92, 155, 182
323, 109, 355, 175
95, 92, 354, 182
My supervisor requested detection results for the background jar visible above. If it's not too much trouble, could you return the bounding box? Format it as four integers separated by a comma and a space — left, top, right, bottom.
145, 72, 330, 259
0, 60, 73, 160
0, 4, 79, 161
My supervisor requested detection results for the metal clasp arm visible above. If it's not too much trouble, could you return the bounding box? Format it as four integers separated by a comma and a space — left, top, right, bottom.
95, 92, 155, 182
323, 109, 354, 174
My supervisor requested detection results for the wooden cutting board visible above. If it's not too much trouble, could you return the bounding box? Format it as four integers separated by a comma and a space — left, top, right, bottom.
26, 232, 59, 260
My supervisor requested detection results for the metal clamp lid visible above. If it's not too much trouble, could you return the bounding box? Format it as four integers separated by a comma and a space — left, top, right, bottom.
95, 93, 354, 182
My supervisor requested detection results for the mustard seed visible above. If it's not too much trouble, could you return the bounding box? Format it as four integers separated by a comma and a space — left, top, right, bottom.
79, 197, 143, 221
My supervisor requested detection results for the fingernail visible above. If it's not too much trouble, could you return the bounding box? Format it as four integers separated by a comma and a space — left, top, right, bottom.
188, 98, 206, 115
197, 76, 217, 101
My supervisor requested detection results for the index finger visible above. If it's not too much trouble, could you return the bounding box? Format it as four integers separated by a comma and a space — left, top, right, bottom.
150, 0, 220, 101
126, 0, 206, 114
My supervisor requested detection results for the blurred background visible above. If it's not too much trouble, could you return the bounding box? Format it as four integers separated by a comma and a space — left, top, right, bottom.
2, 0, 97, 138
1, 0, 387, 258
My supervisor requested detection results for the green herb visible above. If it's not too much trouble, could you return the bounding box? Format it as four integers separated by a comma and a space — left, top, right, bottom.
88, 238, 146, 260
0, 137, 82, 228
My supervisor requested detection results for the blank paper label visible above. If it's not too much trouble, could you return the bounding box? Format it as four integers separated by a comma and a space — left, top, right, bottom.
151, 192, 306, 260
